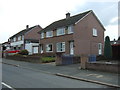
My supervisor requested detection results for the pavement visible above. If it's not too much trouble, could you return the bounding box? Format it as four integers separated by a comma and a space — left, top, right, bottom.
1, 58, 120, 88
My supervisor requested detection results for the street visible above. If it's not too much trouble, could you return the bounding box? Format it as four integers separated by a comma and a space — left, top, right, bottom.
2, 63, 109, 88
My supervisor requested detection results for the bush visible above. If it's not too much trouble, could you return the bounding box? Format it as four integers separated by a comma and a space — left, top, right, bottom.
19, 49, 29, 55
104, 36, 112, 59
13, 53, 23, 56
41, 57, 55, 63
96, 55, 107, 60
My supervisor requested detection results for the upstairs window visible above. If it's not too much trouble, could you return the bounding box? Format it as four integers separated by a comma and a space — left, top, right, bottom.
57, 28, 65, 36
46, 44, 53, 52
13, 37, 16, 42
46, 31, 53, 38
18, 36, 22, 41
41, 32, 44, 39
22, 35, 24, 40
56, 42, 65, 52
68, 26, 74, 34
93, 28, 97, 36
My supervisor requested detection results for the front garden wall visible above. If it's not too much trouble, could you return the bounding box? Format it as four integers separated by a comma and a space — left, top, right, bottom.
86, 62, 119, 73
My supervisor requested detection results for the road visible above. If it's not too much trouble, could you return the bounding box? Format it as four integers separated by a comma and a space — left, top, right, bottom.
2, 63, 110, 89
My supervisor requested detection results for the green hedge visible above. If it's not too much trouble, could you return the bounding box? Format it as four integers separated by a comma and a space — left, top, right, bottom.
41, 57, 55, 63
19, 49, 29, 55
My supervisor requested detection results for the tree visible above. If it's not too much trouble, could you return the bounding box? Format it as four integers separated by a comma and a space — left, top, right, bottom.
104, 36, 112, 59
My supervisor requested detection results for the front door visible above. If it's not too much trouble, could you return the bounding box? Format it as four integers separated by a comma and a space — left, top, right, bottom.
70, 41, 74, 55
98, 43, 102, 55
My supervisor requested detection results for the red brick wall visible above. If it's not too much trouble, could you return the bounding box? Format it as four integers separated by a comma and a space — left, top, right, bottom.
24, 26, 42, 40
74, 12, 105, 56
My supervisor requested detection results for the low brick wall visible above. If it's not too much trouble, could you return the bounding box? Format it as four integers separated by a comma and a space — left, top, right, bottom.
86, 62, 119, 73
5, 55, 41, 63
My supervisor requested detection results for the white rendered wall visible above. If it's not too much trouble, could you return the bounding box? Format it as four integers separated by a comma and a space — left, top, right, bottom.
11, 41, 24, 46
25, 43, 39, 55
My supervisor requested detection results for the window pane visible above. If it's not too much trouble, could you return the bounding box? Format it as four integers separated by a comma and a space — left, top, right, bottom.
46, 31, 53, 37
68, 26, 74, 34
93, 28, 97, 36
57, 28, 65, 36
41, 33, 44, 39
46, 44, 53, 52
56, 42, 65, 52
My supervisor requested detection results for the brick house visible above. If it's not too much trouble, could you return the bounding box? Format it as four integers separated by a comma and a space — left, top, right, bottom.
9, 25, 42, 54
0, 44, 2, 58
38, 10, 105, 56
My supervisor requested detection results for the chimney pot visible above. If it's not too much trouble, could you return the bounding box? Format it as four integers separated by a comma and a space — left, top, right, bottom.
26, 25, 29, 29
66, 12, 70, 19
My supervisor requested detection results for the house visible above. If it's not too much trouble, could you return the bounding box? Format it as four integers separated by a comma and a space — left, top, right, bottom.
38, 10, 105, 56
111, 37, 120, 45
2, 41, 11, 51
0, 44, 2, 58
9, 25, 42, 54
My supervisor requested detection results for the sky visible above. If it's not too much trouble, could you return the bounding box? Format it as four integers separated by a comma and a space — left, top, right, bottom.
0, 0, 119, 43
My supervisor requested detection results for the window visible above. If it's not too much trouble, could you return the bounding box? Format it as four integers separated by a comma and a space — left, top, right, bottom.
22, 35, 24, 40
41, 33, 44, 39
40, 44, 43, 53
46, 31, 53, 38
93, 28, 97, 36
98, 43, 102, 55
13, 37, 16, 42
46, 44, 53, 52
57, 28, 65, 36
18, 36, 21, 41
56, 42, 65, 52
68, 26, 74, 34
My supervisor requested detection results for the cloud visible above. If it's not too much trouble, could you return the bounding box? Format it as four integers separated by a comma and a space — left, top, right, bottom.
0, 0, 86, 43
110, 17, 118, 24
0, 0, 119, 43
105, 24, 118, 41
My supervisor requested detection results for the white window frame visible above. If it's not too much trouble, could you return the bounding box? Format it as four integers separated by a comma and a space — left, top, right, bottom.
46, 43, 53, 52
93, 28, 97, 36
98, 43, 102, 55
68, 26, 74, 34
56, 42, 65, 52
13, 37, 16, 42
40, 45, 43, 53
41, 32, 44, 39
57, 28, 65, 36
18, 36, 21, 41
22, 35, 24, 40
46, 31, 53, 38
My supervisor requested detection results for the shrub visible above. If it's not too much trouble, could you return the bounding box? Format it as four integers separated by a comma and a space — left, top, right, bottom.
41, 57, 55, 63
13, 53, 23, 56
19, 49, 29, 55
104, 36, 112, 59
96, 55, 107, 60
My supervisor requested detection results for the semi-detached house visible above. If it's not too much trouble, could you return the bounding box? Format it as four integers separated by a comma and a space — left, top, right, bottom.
9, 25, 42, 54
38, 10, 105, 56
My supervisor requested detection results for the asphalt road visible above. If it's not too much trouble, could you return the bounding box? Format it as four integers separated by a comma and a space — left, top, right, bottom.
2, 63, 110, 89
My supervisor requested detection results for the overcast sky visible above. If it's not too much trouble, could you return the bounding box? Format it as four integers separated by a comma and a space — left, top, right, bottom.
0, 0, 119, 43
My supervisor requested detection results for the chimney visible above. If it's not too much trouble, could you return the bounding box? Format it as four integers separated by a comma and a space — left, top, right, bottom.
26, 25, 29, 29
66, 12, 70, 19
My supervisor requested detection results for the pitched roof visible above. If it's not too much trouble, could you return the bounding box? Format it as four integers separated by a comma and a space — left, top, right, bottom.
39, 10, 92, 33
10, 25, 40, 39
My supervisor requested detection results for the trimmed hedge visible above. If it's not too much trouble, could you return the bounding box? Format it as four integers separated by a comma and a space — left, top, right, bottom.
19, 49, 29, 55
41, 57, 55, 63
